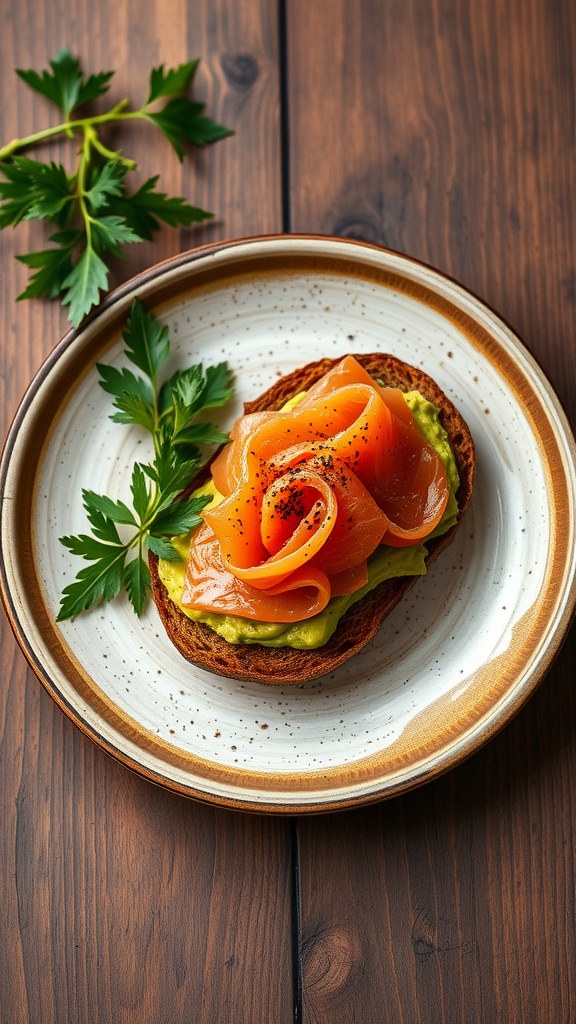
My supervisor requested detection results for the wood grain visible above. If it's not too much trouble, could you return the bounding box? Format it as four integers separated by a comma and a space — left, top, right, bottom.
2, 0, 576, 1021
0, 4, 292, 1023
285, 0, 576, 1021
296, 636, 576, 1022
286, 0, 576, 419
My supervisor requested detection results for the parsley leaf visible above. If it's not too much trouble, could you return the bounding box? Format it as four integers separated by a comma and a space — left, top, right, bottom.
17, 49, 114, 117
85, 160, 127, 210
151, 494, 213, 537
96, 363, 154, 426
0, 157, 73, 227
89, 214, 142, 257
147, 97, 232, 161
121, 296, 171, 383
59, 517, 127, 620
82, 490, 137, 526
16, 239, 76, 300
146, 61, 200, 104
146, 536, 181, 562
123, 555, 151, 615
57, 300, 233, 619
61, 246, 109, 327
106, 175, 212, 240
1, 50, 232, 326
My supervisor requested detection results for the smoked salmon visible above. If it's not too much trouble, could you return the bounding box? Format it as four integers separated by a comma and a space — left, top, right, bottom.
181, 356, 450, 622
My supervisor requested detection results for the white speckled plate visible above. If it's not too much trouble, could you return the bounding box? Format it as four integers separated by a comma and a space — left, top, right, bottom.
1, 236, 576, 812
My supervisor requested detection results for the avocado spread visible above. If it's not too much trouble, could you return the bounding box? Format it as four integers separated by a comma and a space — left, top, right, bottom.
157, 391, 460, 650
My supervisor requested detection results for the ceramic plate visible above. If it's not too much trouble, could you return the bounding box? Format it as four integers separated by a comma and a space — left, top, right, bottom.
1, 236, 575, 812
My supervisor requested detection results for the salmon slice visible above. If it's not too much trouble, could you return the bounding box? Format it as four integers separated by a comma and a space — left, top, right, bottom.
183, 356, 449, 622
210, 410, 276, 496
182, 521, 331, 622
204, 466, 339, 587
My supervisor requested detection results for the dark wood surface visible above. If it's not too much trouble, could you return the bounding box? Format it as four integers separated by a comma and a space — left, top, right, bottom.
1, 2, 575, 1021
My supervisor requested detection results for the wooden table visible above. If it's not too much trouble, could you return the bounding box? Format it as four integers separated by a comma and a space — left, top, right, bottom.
1, 2, 575, 1021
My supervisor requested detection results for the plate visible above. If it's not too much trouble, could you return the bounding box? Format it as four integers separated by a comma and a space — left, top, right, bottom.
1, 235, 576, 812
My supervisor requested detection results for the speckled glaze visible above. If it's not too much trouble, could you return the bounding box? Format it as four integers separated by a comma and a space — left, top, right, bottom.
1, 236, 575, 811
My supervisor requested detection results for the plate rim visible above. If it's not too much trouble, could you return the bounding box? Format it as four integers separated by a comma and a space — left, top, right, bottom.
2, 233, 576, 813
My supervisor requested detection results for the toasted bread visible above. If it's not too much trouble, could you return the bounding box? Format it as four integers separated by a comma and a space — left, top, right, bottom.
149, 354, 475, 684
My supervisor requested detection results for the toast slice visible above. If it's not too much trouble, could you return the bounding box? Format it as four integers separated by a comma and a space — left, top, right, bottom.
149, 354, 475, 684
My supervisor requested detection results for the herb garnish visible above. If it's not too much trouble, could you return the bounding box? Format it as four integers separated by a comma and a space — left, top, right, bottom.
57, 299, 233, 620
0, 49, 232, 326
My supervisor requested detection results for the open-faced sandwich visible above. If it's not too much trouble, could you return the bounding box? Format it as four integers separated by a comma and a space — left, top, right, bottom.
149, 353, 475, 684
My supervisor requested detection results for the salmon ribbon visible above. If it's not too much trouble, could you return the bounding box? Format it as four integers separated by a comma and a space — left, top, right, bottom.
182, 356, 449, 622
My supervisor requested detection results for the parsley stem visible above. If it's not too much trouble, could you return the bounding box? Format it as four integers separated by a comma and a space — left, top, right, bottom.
0, 101, 142, 162
76, 128, 94, 250
90, 132, 136, 169
0, 124, 74, 160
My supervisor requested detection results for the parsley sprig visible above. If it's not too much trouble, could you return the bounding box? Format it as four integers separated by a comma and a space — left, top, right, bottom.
57, 299, 233, 620
0, 50, 232, 326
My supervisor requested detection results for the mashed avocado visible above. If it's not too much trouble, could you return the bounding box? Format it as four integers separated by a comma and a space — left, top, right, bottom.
158, 391, 459, 649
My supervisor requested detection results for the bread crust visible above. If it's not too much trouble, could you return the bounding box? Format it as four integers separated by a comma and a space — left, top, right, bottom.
149, 354, 475, 684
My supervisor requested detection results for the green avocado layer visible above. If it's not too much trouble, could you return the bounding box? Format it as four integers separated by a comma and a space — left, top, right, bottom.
158, 391, 460, 650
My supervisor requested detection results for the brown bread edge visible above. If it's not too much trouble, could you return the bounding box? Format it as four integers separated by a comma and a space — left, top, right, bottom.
149, 354, 475, 685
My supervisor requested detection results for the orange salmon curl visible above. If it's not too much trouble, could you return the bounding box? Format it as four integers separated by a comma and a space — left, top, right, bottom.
182, 356, 449, 622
